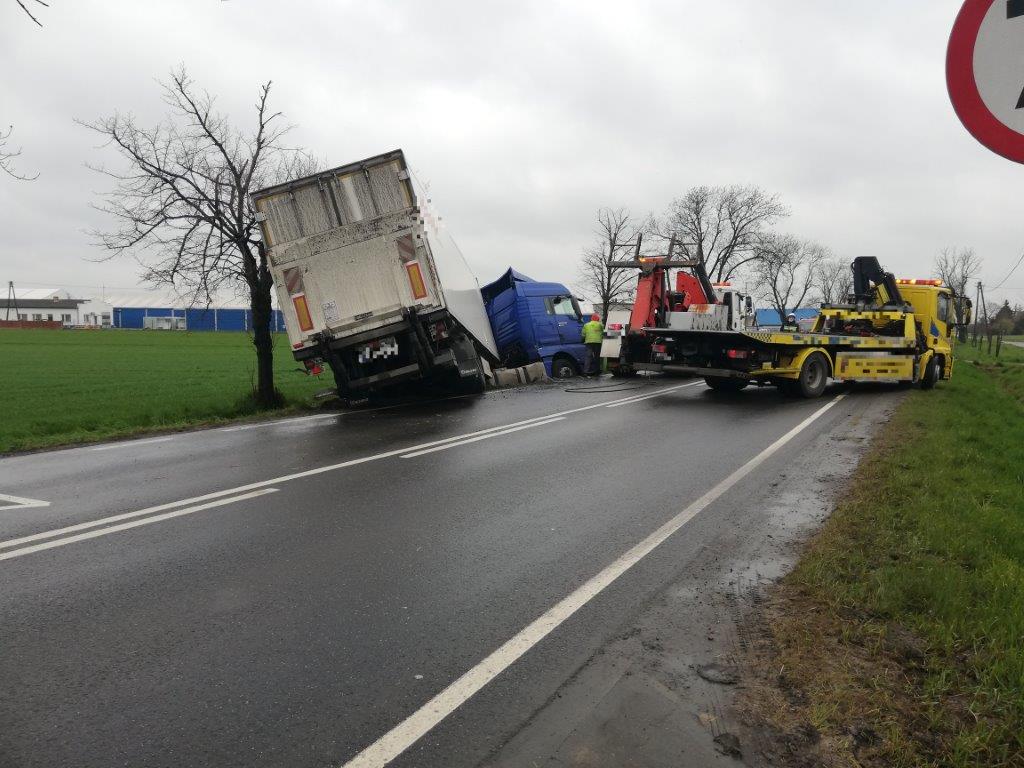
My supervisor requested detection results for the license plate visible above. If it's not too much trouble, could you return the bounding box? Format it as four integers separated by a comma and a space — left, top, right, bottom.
357, 337, 399, 364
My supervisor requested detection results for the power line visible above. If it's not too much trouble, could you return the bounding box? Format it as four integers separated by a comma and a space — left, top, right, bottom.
4, 279, 143, 291
991, 251, 1024, 290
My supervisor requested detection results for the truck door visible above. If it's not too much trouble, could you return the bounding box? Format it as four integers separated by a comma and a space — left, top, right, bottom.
530, 296, 561, 347
935, 292, 952, 338
551, 295, 584, 344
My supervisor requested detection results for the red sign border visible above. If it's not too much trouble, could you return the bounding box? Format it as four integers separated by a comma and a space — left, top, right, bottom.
948, 0, 1024, 163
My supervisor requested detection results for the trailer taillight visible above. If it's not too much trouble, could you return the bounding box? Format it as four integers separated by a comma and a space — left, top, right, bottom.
726, 349, 749, 359
652, 344, 667, 353
430, 320, 449, 341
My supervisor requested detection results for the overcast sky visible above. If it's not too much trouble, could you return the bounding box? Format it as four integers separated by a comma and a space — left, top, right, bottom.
2, 0, 1024, 306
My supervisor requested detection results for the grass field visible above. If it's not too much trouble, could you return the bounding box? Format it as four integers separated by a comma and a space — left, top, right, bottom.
748, 340, 1024, 766
0, 329, 328, 453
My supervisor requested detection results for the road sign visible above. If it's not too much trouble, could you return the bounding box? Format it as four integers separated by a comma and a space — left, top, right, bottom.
947, 0, 1024, 162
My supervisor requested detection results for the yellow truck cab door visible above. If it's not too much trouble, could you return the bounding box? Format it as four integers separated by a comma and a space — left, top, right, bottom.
934, 292, 952, 341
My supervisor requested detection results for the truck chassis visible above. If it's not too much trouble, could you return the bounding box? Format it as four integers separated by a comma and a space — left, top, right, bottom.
632, 307, 947, 398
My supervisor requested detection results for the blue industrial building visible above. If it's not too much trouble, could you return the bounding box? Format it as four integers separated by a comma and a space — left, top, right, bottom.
112, 306, 286, 332
753, 307, 820, 328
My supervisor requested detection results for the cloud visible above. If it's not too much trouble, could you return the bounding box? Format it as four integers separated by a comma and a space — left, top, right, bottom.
1, 0, 1022, 304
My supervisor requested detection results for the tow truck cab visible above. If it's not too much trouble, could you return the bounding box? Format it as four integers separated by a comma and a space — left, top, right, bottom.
875, 280, 965, 379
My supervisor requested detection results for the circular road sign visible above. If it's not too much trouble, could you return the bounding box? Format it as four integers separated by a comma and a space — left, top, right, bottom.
947, 0, 1024, 163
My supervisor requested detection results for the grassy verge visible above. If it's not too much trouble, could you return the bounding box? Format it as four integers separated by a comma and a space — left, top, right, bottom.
0, 329, 329, 453
744, 341, 1024, 767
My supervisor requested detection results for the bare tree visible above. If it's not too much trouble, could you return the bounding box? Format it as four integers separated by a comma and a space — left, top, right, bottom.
13, 0, 47, 26
654, 185, 788, 282
933, 246, 982, 340
577, 207, 643, 322
82, 68, 317, 408
813, 256, 853, 305
0, 125, 38, 180
754, 234, 827, 323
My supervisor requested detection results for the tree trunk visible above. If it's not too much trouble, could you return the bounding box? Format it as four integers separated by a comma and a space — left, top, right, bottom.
247, 244, 281, 409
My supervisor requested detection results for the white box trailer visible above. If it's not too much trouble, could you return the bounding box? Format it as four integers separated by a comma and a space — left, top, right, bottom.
251, 150, 497, 399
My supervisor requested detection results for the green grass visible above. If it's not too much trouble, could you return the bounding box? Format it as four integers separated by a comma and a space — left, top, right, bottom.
0, 329, 328, 453
778, 339, 1024, 765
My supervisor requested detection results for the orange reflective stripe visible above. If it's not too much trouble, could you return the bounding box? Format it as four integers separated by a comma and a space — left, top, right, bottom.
406, 261, 428, 300
293, 294, 314, 331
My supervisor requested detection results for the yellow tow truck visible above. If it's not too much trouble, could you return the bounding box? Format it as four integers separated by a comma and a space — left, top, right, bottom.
628, 256, 971, 398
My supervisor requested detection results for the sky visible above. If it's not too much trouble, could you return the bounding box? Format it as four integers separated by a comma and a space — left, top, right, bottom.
2, 0, 1024, 307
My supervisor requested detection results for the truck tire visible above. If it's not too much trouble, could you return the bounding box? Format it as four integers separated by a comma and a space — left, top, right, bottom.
920, 356, 940, 390
550, 356, 578, 379
704, 376, 748, 392
794, 352, 829, 398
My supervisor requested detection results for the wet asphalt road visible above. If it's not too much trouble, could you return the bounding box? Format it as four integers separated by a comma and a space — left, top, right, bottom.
1, 378, 881, 767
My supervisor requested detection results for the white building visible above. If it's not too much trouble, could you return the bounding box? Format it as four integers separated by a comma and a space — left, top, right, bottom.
1, 288, 88, 326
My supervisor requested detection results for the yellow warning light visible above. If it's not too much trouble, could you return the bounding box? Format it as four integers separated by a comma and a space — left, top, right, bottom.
897, 279, 943, 286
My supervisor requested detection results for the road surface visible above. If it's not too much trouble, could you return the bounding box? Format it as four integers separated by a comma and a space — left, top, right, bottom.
0, 379, 896, 767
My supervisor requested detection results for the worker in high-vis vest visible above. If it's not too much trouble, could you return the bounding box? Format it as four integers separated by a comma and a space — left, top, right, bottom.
582, 313, 604, 376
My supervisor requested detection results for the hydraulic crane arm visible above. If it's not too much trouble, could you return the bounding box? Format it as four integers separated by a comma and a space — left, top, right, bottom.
851, 256, 906, 307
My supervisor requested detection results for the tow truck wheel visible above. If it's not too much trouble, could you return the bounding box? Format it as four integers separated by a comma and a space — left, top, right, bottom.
795, 352, 829, 398
704, 376, 748, 392
920, 357, 940, 390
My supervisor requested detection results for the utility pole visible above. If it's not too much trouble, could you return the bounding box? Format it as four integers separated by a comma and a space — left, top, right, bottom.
979, 282, 992, 353
972, 280, 981, 345
5, 281, 19, 322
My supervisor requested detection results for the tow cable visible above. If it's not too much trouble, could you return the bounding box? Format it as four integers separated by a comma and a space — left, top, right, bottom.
562, 383, 644, 394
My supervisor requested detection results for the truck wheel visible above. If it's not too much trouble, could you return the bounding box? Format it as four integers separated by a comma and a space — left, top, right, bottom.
795, 352, 829, 398
704, 376, 748, 392
551, 356, 578, 379
920, 357, 940, 390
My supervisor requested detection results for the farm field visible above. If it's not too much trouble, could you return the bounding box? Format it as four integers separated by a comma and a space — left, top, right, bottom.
0, 328, 328, 453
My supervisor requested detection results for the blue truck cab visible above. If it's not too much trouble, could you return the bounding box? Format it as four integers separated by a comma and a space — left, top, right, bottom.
480, 268, 589, 378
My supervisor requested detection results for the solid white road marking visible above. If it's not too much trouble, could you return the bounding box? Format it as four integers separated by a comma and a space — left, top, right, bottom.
0, 383, 692, 554
221, 414, 339, 432
400, 418, 566, 459
90, 436, 175, 452
0, 489, 279, 562
340, 394, 847, 768
605, 381, 702, 407
0, 493, 51, 512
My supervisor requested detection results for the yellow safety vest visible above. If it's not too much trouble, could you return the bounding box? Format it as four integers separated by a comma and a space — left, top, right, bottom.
583, 320, 604, 344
